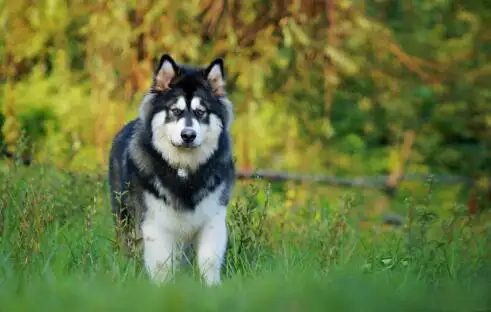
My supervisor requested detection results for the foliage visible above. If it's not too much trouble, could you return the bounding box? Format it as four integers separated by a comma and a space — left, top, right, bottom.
1, 0, 490, 179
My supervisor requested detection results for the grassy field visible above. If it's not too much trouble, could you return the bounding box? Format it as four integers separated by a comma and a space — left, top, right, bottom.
0, 161, 490, 311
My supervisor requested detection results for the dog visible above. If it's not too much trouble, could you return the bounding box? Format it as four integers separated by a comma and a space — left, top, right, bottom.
108, 54, 235, 286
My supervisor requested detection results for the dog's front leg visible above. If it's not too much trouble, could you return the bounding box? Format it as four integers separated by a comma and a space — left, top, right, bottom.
196, 208, 227, 286
142, 222, 180, 284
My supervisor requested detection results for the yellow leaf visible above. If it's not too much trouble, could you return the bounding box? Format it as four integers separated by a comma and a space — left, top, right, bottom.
288, 19, 310, 46
324, 46, 359, 76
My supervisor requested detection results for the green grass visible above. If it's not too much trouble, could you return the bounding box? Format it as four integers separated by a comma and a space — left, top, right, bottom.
0, 162, 490, 311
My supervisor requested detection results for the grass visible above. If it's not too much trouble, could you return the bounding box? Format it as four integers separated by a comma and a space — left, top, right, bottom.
0, 161, 490, 311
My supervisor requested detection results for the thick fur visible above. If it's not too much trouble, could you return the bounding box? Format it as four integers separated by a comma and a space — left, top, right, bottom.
108, 54, 235, 286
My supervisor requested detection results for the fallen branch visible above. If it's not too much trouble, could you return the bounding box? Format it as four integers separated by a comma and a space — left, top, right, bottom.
236, 170, 474, 188
2, 158, 472, 228
1, 154, 474, 189
237, 170, 475, 228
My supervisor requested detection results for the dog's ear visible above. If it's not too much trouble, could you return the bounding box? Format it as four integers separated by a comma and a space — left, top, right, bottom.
204, 58, 226, 96
153, 54, 179, 92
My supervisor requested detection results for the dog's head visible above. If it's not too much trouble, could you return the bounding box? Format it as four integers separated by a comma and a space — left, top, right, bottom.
139, 54, 234, 171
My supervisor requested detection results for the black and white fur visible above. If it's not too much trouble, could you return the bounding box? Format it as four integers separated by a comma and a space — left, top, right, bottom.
108, 54, 235, 286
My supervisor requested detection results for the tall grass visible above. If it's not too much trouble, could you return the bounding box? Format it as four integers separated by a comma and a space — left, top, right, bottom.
0, 160, 490, 311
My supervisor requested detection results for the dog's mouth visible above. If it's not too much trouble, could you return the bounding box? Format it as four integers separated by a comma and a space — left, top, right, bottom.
172, 142, 200, 150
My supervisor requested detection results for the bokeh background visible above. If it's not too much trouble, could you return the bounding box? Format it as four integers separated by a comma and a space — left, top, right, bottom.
1, 0, 491, 221
1, 3, 491, 309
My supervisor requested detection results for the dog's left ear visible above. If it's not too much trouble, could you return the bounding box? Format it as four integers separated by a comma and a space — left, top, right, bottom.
204, 58, 226, 96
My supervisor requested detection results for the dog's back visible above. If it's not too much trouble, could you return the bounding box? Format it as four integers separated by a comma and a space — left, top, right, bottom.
108, 120, 142, 248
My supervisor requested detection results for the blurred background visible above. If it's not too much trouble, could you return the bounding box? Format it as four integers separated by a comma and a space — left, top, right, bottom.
1, 0, 490, 222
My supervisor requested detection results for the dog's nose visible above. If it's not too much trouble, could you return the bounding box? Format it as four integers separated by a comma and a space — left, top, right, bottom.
181, 128, 197, 143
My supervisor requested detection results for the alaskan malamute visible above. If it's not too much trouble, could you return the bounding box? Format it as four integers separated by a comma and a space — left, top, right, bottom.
108, 54, 235, 286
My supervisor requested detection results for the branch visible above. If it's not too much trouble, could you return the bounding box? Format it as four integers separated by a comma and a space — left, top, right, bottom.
2, 158, 469, 228
236, 170, 474, 188
387, 43, 438, 84
1, 153, 473, 189
238, 3, 287, 47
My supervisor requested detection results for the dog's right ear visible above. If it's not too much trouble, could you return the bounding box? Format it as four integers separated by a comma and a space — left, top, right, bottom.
152, 54, 179, 92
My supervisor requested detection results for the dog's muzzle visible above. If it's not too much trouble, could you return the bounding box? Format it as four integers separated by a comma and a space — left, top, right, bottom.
178, 127, 199, 148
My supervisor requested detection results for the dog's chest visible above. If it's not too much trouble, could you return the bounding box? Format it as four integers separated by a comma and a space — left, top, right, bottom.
149, 167, 222, 208
142, 183, 225, 239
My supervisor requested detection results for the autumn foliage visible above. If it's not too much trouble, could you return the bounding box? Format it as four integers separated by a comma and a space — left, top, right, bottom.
1, 0, 490, 209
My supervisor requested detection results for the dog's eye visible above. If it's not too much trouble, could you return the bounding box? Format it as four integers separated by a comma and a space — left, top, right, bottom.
194, 110, 206, 118
171, 108, 183, 116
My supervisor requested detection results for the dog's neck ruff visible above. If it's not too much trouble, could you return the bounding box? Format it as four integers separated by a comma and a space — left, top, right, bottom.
150, 133, 219, 172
